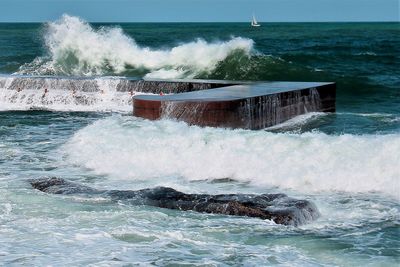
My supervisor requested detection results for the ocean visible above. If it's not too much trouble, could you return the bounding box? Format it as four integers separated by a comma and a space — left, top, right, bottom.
0, 15, 399, 266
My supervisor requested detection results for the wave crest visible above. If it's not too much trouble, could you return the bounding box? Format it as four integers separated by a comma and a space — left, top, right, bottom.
64, 116, 400, 199
18, 15, 254, 79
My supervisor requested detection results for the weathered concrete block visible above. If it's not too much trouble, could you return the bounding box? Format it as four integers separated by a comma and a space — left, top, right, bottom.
133, 81, 336, 129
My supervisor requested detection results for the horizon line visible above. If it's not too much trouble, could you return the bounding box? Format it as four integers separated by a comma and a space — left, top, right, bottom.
0, 20, 399, 24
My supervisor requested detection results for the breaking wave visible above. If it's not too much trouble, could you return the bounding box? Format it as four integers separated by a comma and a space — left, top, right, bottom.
18, 15, 254, 79
63, 116, 400, 199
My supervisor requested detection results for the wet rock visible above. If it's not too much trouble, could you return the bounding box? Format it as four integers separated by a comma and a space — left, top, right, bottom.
29, 177, 319, 226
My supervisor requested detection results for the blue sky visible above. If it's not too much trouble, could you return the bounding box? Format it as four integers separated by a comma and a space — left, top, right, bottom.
0, 0, 399, 22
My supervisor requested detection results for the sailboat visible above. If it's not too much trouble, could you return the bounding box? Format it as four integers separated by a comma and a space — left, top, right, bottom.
251, 14, 260, 27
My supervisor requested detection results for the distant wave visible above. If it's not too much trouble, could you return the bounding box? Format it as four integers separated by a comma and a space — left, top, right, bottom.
17, 15, 254, 79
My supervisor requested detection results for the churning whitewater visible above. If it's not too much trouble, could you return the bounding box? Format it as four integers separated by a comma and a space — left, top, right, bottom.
0, 76, 135, 112
64, 116, 400, 199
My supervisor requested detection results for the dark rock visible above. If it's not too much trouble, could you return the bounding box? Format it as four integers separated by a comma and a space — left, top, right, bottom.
29, 177, 98, 194
29, 177, 319, 226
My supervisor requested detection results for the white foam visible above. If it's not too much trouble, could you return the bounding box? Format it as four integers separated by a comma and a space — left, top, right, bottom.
338, 112, 395, 118
18, 15, 254, 78
265, 112, 326, 131
0, 77, 134, 112
144, 69, 189, 79
63, 116, 400, 199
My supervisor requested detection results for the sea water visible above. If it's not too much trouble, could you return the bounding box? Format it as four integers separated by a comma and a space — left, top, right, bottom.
0, 15, 399, 266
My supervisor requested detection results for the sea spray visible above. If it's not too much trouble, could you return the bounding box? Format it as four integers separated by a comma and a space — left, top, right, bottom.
18, 15, 254, 79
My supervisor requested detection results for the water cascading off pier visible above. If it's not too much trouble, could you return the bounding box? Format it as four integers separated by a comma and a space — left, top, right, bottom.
133, 80, 336, 129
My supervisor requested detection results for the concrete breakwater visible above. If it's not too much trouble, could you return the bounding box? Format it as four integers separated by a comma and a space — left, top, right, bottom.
133, 81, 336, 129
0, 75, 335, 128
0, 75, 234, 94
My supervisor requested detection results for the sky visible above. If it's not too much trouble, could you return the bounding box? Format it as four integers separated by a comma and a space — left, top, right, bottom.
0, 0, 399, 22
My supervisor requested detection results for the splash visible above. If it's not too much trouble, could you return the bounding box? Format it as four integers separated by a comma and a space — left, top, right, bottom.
63, 116, 400, 199
18, 15, 254, 79
0, 75, 235, 112
0, 76, 134, 112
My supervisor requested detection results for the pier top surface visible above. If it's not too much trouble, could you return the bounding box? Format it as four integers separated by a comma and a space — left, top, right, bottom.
134, 81, 334, 102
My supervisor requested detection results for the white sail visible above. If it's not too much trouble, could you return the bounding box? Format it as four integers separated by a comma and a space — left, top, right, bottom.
251, 14, 260, 27
252, 15, 258, 24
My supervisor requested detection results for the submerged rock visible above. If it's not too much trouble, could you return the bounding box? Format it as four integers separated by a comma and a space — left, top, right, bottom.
29, 177, 319, 226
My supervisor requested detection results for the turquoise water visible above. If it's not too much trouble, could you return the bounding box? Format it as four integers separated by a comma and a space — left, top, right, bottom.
0, 15, 399, 266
